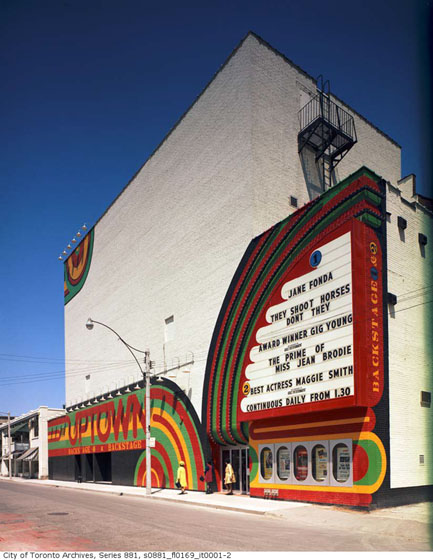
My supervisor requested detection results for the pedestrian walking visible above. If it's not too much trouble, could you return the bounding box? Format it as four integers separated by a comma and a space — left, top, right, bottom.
176, 460, 187, 494
224, 461, 235, 495
204, 460, 214, 494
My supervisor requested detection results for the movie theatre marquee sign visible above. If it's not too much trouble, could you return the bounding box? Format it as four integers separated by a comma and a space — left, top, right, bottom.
241, 232, 354, 415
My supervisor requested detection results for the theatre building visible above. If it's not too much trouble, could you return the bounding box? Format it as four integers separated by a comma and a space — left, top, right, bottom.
49, 33, 432, 508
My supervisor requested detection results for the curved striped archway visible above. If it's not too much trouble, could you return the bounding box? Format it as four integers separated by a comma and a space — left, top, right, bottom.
134, 379, 210, 490
202, 167, 384, 446
64, 228, 94, 304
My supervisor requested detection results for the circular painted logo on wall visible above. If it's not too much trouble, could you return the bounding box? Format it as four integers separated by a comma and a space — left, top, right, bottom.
310, 250, 322, 268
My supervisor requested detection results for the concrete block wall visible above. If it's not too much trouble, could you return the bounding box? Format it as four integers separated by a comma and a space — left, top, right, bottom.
386, 181, 433, 488
245, 35, 401, 234
65, 37, 258, 417
332, 101, 401, 188
38, 407, 65, 479
65, 33, 405, 426
0, 407, 64, 479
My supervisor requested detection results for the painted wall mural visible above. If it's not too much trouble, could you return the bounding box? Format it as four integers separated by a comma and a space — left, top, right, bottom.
248, 408, 387, 507
54, 166, 391, 506
48, 379, 210, 490
202, 167, 388, 506
64, 228, 94, 305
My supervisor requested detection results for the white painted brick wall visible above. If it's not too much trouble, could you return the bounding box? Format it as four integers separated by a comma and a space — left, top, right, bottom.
65, 34, 406, 433
386, 185, 433, 488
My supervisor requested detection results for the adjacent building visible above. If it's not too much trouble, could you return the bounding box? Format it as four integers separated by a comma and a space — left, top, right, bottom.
49, 32, 432, 508
1, 406, 64, 479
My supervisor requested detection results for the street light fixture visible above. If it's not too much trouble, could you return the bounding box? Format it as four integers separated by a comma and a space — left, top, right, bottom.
85, 318, 154, 495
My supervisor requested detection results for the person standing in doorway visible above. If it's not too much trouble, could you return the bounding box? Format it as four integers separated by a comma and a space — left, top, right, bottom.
204, 460, 214, 494
176, 461, 187, 494
224, 461, 235, 495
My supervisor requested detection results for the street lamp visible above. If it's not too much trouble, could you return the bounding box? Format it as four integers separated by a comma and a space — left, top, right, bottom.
85, 318, 153, 495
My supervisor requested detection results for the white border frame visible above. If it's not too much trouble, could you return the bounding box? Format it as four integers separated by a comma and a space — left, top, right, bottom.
330, 439, 353, 487
257, 438, 353, 487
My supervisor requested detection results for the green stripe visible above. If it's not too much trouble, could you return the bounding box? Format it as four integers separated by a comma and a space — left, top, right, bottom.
249, 445, 258, 481
151, 448, 171, 486
151, 397, 201, 484
64, 229, 95, 305
230, 188, 382, 435
211, 168, 382, 443
354, 439, 383, 486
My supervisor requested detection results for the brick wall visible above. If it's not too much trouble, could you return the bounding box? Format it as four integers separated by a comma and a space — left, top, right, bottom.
65, 34, 405, 430
386, 178, 432, 488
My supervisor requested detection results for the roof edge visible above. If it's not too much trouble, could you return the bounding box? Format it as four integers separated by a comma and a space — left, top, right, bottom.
246, 31, 401, 150
92, 32, 253, 230
91, 31, 400, 231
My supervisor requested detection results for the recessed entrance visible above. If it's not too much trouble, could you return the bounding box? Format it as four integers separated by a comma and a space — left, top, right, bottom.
222, 447, 249, 494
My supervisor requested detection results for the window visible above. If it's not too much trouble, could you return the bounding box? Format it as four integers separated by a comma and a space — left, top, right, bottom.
33, 419, 39, 438
419, 233, 428, 246
293, 445, 308, 481
312, 444, 327, 482
277, 446, 290, 480
260, 447, 273, 480
397, 216, 407, 230
290, 196, 298, 208
332, 443, 351, 483
421, 391, 431, 408
259, 439, 352, 487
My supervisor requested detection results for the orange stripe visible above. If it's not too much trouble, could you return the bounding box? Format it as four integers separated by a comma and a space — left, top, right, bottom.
254, 417, 369, 434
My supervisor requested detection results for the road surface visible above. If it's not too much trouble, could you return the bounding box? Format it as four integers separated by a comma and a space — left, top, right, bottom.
0, 480, 429, 551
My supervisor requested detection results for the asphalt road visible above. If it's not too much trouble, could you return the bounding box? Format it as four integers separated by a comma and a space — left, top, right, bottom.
0, 480, 429, 551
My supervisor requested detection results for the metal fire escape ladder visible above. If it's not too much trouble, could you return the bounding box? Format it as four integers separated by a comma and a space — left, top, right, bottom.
298, 76, 357, 190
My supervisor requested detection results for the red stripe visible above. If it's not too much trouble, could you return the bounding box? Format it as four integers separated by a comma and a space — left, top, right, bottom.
250, 487, 372, 507
152, 387, 204, 468
48, 440, 145, 457
217, 176, 381, 439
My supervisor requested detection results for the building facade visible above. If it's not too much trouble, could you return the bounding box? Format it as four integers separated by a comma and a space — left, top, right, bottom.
1, 406, 64, 479
49, 33, 432, 507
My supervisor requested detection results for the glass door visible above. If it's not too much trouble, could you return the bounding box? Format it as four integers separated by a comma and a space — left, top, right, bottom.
241, 447, 249, 494
231, 449, 241, 492
221, 447, 249, 494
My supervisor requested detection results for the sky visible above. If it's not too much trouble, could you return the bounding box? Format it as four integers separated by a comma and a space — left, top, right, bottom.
0, 0, 431, 417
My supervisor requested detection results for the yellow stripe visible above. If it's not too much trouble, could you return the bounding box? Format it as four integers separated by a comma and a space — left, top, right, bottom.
67, 237, 89, 281
139, 467, 160, 488
250, 431, 386, 495
153, 406, 193, 485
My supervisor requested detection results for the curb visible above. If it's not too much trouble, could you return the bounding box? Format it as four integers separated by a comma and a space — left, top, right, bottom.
4, 478, 269, 516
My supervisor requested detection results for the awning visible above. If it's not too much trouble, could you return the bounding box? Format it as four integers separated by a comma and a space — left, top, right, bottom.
10, 420, 29, 434
17, 447, 38, 461
1, 450, 23, 460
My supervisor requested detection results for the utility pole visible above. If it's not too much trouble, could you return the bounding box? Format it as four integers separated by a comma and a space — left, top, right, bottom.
145, 350, 151, 496
8, 411, 11, 480
86, 319, 155, 496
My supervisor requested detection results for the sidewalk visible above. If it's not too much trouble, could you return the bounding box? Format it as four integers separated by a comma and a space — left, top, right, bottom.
5, 477, 433, 545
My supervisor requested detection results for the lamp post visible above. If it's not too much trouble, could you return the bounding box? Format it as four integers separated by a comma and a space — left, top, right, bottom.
85, 318, 153, 495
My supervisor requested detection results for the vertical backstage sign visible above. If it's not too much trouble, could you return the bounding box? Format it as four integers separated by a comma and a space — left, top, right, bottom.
241, 232, 354, 416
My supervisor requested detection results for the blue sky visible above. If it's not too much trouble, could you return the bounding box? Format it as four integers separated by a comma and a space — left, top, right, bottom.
0, 0, 431, 417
